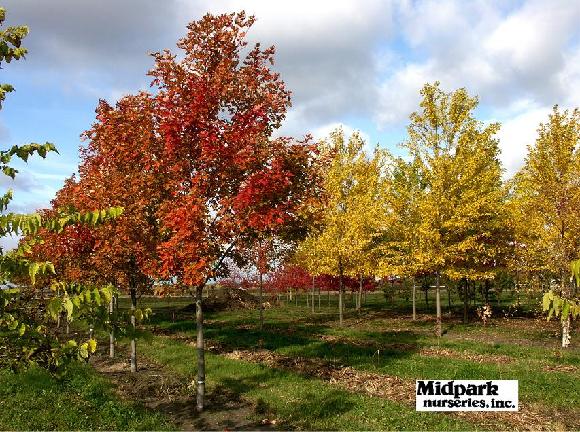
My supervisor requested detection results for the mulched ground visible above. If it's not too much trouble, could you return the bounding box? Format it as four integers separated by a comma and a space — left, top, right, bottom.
90, 346, 277, 431
220, 347, 574, 431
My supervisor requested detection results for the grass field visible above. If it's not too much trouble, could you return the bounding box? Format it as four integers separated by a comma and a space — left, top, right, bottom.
0, 363, 173, 430
2, 291, 579, 430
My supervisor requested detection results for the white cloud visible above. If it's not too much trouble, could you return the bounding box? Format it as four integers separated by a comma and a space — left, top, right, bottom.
376, 0, 580, 128
3, 0, 580, 188
494, 105, 551, 178
177, 0, 395, 127
312, 122, 376, 155
0, 234, 20, 252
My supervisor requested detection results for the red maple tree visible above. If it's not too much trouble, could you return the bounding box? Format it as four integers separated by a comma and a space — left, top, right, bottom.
148, 12, 319, 410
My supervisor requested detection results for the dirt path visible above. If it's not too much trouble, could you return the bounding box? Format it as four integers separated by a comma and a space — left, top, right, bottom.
90, 346, 277, 431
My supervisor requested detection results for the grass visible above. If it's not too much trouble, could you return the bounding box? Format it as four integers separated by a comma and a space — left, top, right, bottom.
18, 290, 575, 430
140, 293, 579, 415
138, 336, 474, 430
0, 363, 173, 431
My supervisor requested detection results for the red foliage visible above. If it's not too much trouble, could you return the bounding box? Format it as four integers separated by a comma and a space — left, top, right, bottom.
28, 12, 321, 296
265, 265, 312, 293
150, 12, 318, 287
29, 94, 166, 292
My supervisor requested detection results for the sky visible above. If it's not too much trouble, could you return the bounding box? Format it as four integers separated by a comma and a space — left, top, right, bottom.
1, 0, 580, 248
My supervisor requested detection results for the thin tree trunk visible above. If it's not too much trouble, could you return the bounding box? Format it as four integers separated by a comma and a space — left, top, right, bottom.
339, 259, 344, 326
357, 275, 363, 311
447, 285, 452, 311
562, 315, 571, 348
328, 288, 331, 306
318, 284, 321, 310
195, 285, 205, 411
436, 272, 442, 338
484, 280, 490, 304
259, 271, 264, 331
463, 280, 469, 324
412, 278, 416, 321
109, 295, 115, 358
130, 287, 137, 373
560, 276, 571, 348
311, 276, 315, 313
56, 287, 61, 329
425, 285, 429, 307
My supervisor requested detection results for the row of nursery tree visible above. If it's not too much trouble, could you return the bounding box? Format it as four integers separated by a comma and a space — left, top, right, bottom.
1, 8, 578, 413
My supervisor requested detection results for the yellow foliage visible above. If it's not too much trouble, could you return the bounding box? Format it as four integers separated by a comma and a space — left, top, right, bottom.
510, 106, 580, 286
295, 128, 386, 278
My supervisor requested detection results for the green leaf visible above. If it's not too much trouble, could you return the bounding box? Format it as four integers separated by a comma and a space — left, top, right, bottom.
79, 343, 89, 359
63, 297, 74, 321
561, 302, 570, 322
100, 285, 113, 304
84, 289, 92, 303
28, 261, 39, 284
47, 298, 62, 320
134, 309, 144, 322
91, 210, 100, 225
88, 338, 97, 354
542, 292, 551, 312
7, 319, 18, 330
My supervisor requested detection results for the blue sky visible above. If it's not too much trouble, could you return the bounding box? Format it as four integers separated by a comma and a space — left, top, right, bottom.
1, 0, 580, 248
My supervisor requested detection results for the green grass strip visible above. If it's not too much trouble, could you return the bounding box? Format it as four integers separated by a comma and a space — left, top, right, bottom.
0, 363, 173, 431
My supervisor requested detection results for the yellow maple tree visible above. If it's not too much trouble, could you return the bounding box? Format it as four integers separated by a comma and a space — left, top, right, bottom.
401, 82, 510, 336
296, 128, 385, 325
510, 106, 580, 347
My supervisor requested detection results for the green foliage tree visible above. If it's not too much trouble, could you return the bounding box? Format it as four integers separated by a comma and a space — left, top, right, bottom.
0, 6, 124, 371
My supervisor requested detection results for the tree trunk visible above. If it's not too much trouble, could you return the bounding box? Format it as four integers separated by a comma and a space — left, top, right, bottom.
195, 285, 205, 412
130, 287, 137, 373
412, 279, 416, 321
56, 287, 61, 329
562, 315, 571, 348
259, 271, 264, 330
311, 276, 315, 313
318, 284, 321, 310
560, 276, 572, 348
328, 288, 331, 306
424, 284, 429, 307
357, 275, 363, 311
484, 280, 490, 304
435, 272, 442, 338
109, 295, 115, 358
447, 285, 452, 311
339, 260, 344, 326
463, 280, 469, 324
